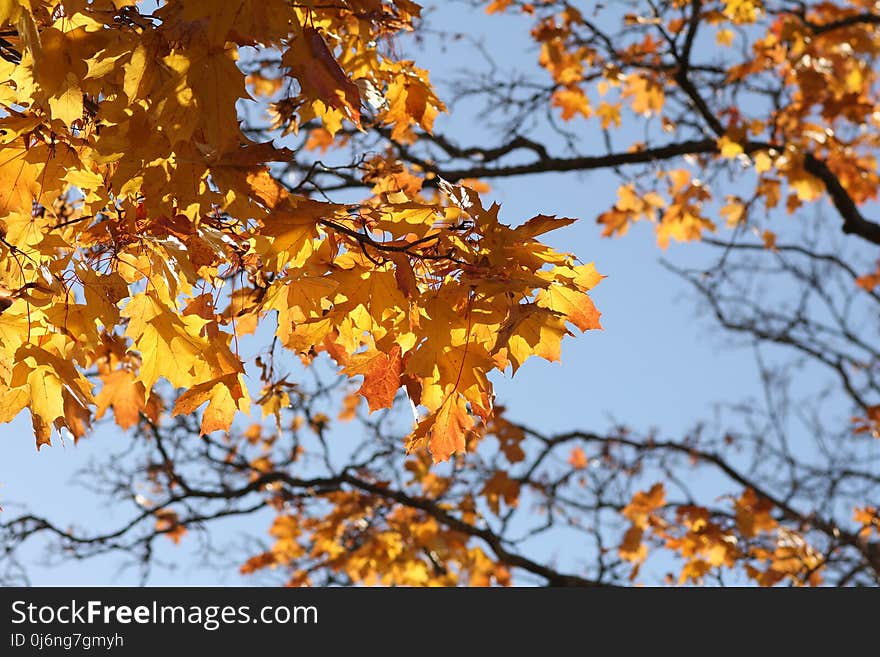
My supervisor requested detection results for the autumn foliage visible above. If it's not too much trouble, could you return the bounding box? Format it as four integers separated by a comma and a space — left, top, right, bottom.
1, 0, 879, 587
0, 0, 600, 459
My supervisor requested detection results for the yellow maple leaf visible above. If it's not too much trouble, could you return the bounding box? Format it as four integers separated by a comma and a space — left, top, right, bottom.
493, 302, 569, 372
716, 28, 734, 47
717, 135, 744, 159
172, 373, 250, 435
723, 0, 762, 24
94, 368, 146, 431
406, 393, 473, 462
383, 68, 444, 141
536, 284, 602, 332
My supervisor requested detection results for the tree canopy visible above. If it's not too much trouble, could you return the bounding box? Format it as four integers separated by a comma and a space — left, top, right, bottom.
1, 0, 879, 587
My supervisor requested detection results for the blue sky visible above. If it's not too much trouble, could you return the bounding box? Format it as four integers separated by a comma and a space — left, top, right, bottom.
0, 1, 836, 585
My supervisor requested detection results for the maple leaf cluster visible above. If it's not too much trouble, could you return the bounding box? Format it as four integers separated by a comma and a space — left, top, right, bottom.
486, 0, 880, 252
0, 0, 600, 458
619, 484, 825, 586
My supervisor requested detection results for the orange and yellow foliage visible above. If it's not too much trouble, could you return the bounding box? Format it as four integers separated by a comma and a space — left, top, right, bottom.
0, 0, 601, 461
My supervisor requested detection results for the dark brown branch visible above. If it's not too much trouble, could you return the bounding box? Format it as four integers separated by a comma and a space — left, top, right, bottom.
426, 138, 721, 182
800, 153, 880, 244
414, 136, 880, 247
784, 10, 880, 35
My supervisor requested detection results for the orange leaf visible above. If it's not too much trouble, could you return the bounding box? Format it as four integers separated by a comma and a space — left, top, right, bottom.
94, 368, 146, 430
855, 261, 880, 291
172, 373, 251, 435
407, 394, 473, 462
568, 446, 589, 469
389, 252, 419, 299
155, 509, 187, 545
734, 488, 777, 538
480, 470, 521, 514
536, 284, 602, 332
344, 345, 404, 412
284, 27, 361, 128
